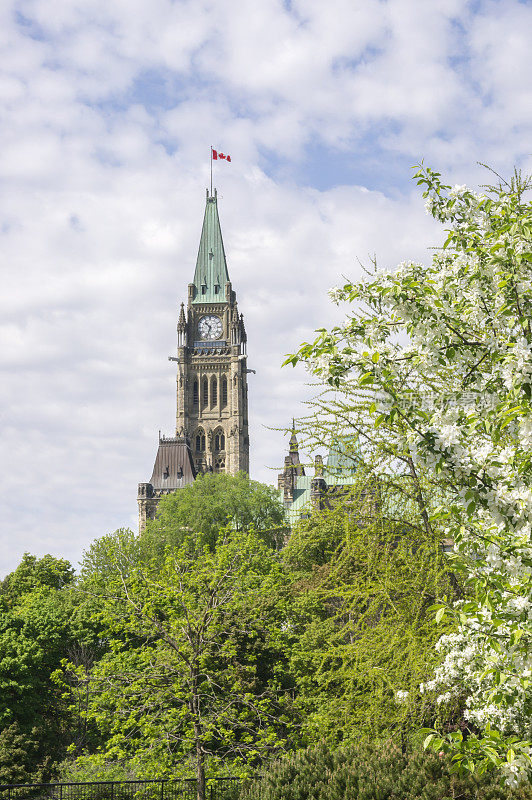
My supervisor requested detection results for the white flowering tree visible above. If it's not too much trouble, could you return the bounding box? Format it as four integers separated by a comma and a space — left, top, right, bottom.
285, 166, 532, 785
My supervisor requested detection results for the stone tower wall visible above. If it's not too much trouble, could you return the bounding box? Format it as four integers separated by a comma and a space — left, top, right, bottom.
175, 293, 249, 476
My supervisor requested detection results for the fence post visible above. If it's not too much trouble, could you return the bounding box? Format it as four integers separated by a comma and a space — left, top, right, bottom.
160, 780, 164, 800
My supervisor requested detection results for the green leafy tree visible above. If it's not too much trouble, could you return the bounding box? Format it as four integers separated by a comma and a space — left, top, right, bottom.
0, 555, 98, 781
68, 525, 299, 799
286, 166, 532, 784
143, 472, 286, 550
1, 553, 75, 603
283, 478, 461, 750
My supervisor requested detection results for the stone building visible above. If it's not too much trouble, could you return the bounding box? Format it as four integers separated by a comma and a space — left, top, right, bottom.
278, 425, 362, 525
138, 189, 250, 530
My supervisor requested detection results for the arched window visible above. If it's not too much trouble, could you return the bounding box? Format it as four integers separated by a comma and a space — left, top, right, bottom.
193, 379, 199, 405
214, 430, 225, 452
221, 376, 228, 407
195, 429, 206, 452
202, 378, 208, 407
211, 377, 218, 406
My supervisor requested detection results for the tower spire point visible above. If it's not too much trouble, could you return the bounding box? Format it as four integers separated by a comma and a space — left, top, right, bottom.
191, 189, 229, 303
289, 420, 299, 452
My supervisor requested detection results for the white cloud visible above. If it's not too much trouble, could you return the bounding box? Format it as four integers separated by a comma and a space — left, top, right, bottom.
0, 0, 531, 575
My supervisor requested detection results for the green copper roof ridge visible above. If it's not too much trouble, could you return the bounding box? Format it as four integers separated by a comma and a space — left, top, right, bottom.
326, 435, 362, 473
191, 189, 230, 304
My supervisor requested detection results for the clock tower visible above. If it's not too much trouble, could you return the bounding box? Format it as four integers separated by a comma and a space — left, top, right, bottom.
137, 189, 250, 530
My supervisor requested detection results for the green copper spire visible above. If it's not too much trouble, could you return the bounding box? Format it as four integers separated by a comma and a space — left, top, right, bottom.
191, 189, 230, 304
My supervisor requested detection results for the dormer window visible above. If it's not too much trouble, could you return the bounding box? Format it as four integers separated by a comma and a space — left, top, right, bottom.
214, 284, 220, 294
201, 284, 207, 295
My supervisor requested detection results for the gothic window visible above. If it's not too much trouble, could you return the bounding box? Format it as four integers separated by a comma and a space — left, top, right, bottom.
214, 456, 225, 473
202, 378, 208, 407
193, 379, 199, 405
211, 377, 217, 406
221, 376, 228, 407
195, 429, 206, 452
214, 429, 225, 452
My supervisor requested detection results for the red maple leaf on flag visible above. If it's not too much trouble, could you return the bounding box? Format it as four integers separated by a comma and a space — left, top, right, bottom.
212, 150, 231, 162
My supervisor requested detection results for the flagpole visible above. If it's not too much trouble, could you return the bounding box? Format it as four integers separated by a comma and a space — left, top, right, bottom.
210, 146, 213, 196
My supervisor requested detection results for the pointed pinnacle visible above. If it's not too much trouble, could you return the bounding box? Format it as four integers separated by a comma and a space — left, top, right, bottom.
289, 420, 298, 452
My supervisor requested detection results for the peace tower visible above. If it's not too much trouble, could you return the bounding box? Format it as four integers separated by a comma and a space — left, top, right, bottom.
138, 189, 250, 530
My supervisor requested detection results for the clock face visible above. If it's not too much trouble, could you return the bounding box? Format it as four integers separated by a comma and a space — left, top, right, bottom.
198, 315, 223, 340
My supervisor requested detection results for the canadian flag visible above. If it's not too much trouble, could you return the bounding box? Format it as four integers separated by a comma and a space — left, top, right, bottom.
212, 149, 231, 162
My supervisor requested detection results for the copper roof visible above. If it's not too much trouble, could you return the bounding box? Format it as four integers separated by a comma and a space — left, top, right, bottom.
191, 190, 230, 304
149, 437, 196, 490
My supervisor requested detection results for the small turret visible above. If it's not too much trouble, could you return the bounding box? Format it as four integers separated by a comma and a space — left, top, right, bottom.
177, 303, 187, 347
230, 305, 240, 346
240, 313, 247, 355
278, 420, 306, 507
289, 419, 299, 453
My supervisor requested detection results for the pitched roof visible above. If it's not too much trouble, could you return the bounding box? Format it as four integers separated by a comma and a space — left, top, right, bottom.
192, 189, 230, 304
149, 437, 196, 490
326, 437, 361, 475
282, 473, 361, 525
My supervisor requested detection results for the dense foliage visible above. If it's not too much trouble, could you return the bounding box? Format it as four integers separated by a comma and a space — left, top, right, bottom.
68, 525, 299, 790
0, 471, 461, 796
285, 488, 461, 749
240, 744, 532, 800
49, 471, 459, 797
0, 554, 99, 781
287, 166, 532, 783
143, 471, 286, 550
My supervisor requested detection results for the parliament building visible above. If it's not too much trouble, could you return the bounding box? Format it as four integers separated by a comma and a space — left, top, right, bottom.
137, 189, 357, 530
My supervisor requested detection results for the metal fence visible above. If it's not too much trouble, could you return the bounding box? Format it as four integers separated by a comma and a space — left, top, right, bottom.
0, 779, 239, 800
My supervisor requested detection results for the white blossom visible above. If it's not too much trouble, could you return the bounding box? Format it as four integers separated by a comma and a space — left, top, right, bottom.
395, 690, 410, 703
328, 286, 344, 303
299, 166, 532, 783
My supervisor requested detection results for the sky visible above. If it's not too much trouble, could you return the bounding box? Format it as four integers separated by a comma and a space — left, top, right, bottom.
1, 0, 532, 576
